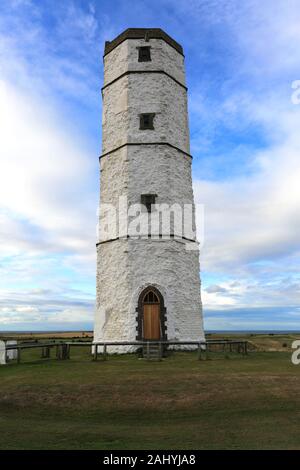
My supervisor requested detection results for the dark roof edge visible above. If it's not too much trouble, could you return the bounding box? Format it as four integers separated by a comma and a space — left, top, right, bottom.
104, 28, 184, 57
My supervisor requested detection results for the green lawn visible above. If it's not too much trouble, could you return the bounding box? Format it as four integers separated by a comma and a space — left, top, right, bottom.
0, 344, 300, 450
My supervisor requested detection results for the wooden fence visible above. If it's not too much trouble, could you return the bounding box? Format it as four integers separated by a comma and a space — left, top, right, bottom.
4, 339, 248, 364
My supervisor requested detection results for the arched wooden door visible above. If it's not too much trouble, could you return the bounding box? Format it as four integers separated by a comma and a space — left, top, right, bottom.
143, 290, 161, 340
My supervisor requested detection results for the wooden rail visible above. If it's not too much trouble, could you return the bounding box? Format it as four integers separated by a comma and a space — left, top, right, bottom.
4, 339, 248, 363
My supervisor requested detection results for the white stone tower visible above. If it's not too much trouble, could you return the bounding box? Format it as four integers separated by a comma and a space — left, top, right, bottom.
94, 28, 205, 351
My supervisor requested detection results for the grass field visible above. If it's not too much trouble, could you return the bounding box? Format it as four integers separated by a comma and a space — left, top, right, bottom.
0, 334, 300, 450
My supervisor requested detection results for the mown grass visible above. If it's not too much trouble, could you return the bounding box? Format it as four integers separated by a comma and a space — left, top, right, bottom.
206, 332, 300, 352
0, 338, 300, 450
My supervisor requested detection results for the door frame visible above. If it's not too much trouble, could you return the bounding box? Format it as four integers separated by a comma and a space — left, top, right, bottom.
136, 286, 167, 341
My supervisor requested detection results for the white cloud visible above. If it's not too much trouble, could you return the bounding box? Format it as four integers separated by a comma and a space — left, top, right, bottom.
190, 4, 300, 321
57, 2, 99, 43
0, 287, 94, 326
0, 2, 102, 326
189, 1, 300, 296
195, 98, 300, 271
0, 79, 97, 255
202, 276, 300, 312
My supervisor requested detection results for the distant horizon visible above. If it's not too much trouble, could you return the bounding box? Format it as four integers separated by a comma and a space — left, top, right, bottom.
1, 329, 300, 334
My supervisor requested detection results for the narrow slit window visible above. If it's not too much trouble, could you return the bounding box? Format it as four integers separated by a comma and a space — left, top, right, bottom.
140, 113, 155, 130
138, 46, 151, 62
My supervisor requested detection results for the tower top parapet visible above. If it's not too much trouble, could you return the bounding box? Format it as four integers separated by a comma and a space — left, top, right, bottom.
104, 28, 184, 57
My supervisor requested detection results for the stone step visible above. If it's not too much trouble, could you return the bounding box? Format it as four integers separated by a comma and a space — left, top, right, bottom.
142, 344, 162, 361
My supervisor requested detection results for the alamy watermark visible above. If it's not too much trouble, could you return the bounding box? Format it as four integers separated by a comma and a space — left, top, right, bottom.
291, 340, 300, 365
96, 196, 204, 251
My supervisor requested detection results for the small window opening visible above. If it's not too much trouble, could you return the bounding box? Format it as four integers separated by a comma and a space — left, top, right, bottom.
138, 46, 151, 62
141, 194, 157, 213
140, 113, 155, 130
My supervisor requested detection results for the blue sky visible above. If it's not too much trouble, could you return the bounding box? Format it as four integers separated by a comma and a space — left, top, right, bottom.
0, 0, 300, 331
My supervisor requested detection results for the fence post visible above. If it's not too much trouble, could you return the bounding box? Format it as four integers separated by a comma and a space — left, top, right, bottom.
63, 344, 68, 360
225, 342, 228, 357
158, 342, 162, 360
93, 344, 98, 361
41, 346, 50, 359
56, 344, 67, 360
147, 341, 150, 361
17, 347, 21, 364
103, 344, 107, 361
197, 342, 202, 360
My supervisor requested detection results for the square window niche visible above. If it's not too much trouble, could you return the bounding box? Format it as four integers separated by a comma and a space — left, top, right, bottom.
141, 194, 157, 213
139, 113, 155, 130
138, 46, 151, 62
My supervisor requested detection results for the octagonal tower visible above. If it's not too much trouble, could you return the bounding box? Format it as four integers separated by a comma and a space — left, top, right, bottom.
94, 28, 205, 351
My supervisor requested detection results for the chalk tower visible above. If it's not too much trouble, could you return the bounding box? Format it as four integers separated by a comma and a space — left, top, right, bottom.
94, 28, 205, 351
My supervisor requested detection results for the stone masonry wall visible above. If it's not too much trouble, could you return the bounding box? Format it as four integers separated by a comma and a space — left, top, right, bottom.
103, 38, 186, 87
94, 32, 205, 351
95, 238, 204, 350
102, 73, 189, 154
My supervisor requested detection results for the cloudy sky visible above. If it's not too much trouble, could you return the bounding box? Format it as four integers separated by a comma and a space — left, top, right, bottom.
0, 0, 299, 331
